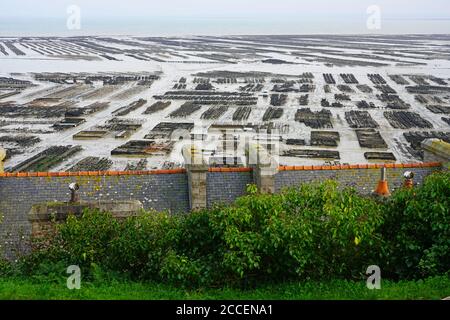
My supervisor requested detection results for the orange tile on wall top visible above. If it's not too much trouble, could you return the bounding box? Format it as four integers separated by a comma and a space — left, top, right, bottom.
0, 162, 442, 179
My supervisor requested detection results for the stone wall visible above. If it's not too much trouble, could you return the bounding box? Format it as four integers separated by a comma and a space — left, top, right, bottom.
0, 162, 445, 259
0, 170, 189, 258
275, 164, 443, 193
206, 169, 253, 207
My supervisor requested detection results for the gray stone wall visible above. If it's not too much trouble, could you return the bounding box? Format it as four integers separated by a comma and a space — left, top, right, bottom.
0, 173, 189, 258
275, 167, 442, 193
206, 171, 253, 208
0, 164, 444, 259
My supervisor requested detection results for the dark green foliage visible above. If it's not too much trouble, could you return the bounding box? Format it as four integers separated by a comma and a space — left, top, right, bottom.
1, 276, 450, 300
205, 181, 383, 284
0, 258, 14, 277
12, 171, 450, 288
381, 172, 450, 279
108, 212, 179, 279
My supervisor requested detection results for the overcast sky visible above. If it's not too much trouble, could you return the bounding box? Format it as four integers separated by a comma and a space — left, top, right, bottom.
1, 0, 449, 35
1, 0, 449, 18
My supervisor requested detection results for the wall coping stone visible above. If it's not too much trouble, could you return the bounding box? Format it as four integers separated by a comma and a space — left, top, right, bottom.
278, 162, 442, 171
0, 168, 186, 178
0, 162, 443, 179
208, 167, 253, 173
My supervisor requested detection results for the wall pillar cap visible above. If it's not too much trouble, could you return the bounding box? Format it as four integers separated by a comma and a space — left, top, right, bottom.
422, 139, 450, 161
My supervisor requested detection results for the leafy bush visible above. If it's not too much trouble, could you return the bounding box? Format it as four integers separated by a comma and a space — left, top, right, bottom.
0, 258, 14, 277
207, 181, 383, 283
13, 171, 449, 287
59, 209, 121, 267
108, 211, 178, 278
381, 171, 450, 279
281, 182, 384, 279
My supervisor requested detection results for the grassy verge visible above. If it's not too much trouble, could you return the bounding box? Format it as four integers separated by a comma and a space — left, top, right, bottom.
0, 276, 449, 300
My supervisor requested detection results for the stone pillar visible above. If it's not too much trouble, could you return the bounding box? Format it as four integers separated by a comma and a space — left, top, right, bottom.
247, 143, 278, 194
0, 147, 5, 173
183, 144, 208, 210
422, 139, 450, 168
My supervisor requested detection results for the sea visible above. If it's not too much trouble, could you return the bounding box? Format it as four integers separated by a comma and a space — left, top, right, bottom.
1, 16, 450, 37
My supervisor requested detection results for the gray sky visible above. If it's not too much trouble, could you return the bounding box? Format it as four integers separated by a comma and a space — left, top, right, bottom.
2, 0, 449, 18
1, 0, 449, 35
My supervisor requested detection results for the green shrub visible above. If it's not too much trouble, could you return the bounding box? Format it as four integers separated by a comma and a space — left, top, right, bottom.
283, 181, 384, 279
159, 250, 207, 287
0, 258, 14, 277
108, 211, 178, 279
15, 210, 117, 281
56, 209, 121, 279
13, 171, 449, 288
171, 210, 225, 286
381, 171, 450, 279
206, 181, 383, 283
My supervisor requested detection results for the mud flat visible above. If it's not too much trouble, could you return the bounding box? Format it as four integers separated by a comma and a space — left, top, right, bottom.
169, 102, 202, 118
80, 85, 120, 100
345, 111, 379, 129
263, 107, 283, 121
364, 152, 396, 161
113, 99, 147, 116
201, 106, 229, 120
233, 107, 252, 121
384, 111, 433, 129
295, 109, 333, 129
124, 159, 148, 171
9, 145, 82, 172
144, 123, 194, 140
143, 101, 172, 114
111, 140, 174, 157
67, 157, 113, 172
355, 130, 387, 149
111, 85, 152, 100
73, 130, 108, 140
1, 34, 449, 168
283, 149, 340, 160
310, 131, 340, 147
